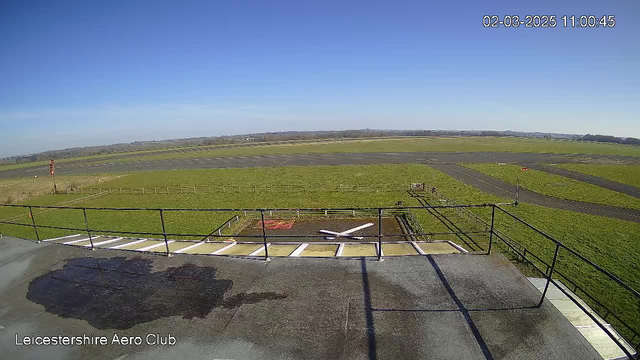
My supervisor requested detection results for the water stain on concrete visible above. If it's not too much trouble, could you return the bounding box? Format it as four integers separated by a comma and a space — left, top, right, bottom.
25, 257, 286, 330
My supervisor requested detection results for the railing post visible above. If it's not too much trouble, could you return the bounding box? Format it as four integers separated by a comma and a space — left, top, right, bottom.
260, 210, 270, 261
28, 206, 40, 243
82, 208, 95, 250
377, 208, 383, 261
538, 243, 560, 307
159, 209, 171, 257
487, 205, 495, 255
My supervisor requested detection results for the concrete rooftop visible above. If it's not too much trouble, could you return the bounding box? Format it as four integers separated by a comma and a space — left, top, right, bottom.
0, 236, 603, 360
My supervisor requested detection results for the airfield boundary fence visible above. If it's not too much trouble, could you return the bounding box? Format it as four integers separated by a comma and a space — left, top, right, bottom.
0, 202, 637, 358
64, 184, 415, 195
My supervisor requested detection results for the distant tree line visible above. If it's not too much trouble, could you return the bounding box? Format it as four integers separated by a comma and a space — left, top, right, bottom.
580, 134, 640, 146
4, 129, 636, 165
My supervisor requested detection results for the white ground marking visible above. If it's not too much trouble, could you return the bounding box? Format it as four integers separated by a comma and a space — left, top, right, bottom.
62, 237, 91, 245
447, 241, 468, 253
290, 243, 309, 257
86, 237, 123, 247
411, 241, 426, 255
248, 244, 270, 256
42, 234, 81, 242
174, 242, 206, 253
319, 223, 374, 240
138, 241, 174, 252
109, 239, 148, 249
336, 243, 345, 257
211, 243, 236, 255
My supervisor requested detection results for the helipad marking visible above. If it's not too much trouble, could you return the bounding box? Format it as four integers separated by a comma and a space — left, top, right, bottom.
138, 241, 174, 252
290, 243, 309, 257
211, 242, 236, 255
43, 234, 81, 242
62, 237, 91, 245
249, 244, 270, 256
109, 239, 147, 249
174, 242, 205, 253
87, 237, 123, 247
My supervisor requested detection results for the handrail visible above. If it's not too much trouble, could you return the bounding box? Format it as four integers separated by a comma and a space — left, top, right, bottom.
0, 203, 499, 211
494, 205, 640, 300
0, 201, 637, 356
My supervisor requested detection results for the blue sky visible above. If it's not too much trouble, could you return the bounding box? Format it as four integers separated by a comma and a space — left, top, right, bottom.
1, 0, 638, 157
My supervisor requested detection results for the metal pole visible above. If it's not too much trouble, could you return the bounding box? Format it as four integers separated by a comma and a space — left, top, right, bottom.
159, 209, 171, 257
28, 206, 40, 243
377, 208, 383, 261
82, 208, 95, 250
538, 243, 560, 307
487, 205, 495, 255
516, 175, 520, 204
260, 210, 270, 261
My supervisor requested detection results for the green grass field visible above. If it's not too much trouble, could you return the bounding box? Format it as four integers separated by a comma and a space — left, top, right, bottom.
3, 136, 640, 172
463, 163, 640, 210
0, 163, 638, 342
557, 163, 640, 189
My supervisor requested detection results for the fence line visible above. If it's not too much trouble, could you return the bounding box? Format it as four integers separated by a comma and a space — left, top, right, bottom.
0, 200, 637, 356
64, 184, 418, 195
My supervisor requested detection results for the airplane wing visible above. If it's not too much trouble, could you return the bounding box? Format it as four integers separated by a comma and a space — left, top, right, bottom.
319, 230, 340, 236
339, 223, 374, 235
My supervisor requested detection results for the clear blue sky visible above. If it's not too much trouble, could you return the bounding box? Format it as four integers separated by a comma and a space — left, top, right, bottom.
1, 0, 638, 157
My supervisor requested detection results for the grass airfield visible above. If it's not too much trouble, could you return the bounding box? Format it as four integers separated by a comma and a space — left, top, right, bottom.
1, 138, 639, 345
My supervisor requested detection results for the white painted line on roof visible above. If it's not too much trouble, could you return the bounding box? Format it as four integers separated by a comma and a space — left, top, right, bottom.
87, 237, 123, 247
289, 243, 309, 257
336, 243, 345, 257
249, 244, 270, 256
211, 243, 236, 255
447, 241, 468, 253
174, 242, 206, 253
62, 237, 91, 245
43, 234, 82, 242
138, 241, 174, 252
109, 239, 147, 249
411, 241, 426, 255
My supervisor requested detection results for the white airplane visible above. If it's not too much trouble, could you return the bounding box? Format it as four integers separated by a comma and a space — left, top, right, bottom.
319, 223, 374, 240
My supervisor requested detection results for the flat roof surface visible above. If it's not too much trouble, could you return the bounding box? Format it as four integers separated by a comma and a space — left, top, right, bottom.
0, 236, 602, 360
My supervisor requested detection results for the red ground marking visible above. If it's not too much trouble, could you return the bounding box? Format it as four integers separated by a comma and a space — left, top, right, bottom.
255, 220, 296, 230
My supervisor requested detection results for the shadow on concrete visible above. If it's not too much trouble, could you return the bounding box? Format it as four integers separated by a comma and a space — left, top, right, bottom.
360, 258, 377, 360
25, 257, 286, 330
425, 255, 494, 360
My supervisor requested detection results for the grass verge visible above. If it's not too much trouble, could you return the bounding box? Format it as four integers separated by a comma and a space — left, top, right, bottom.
462, 163, 640, 210
557, 163, 640, 189
0, 164, 637, 343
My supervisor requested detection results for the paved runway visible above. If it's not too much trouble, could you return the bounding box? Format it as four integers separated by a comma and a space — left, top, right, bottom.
428, 163, 640, 223
3, 151, 640, 179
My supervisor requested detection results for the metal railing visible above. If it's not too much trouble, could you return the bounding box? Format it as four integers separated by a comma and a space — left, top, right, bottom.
0, 202, 637, 358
